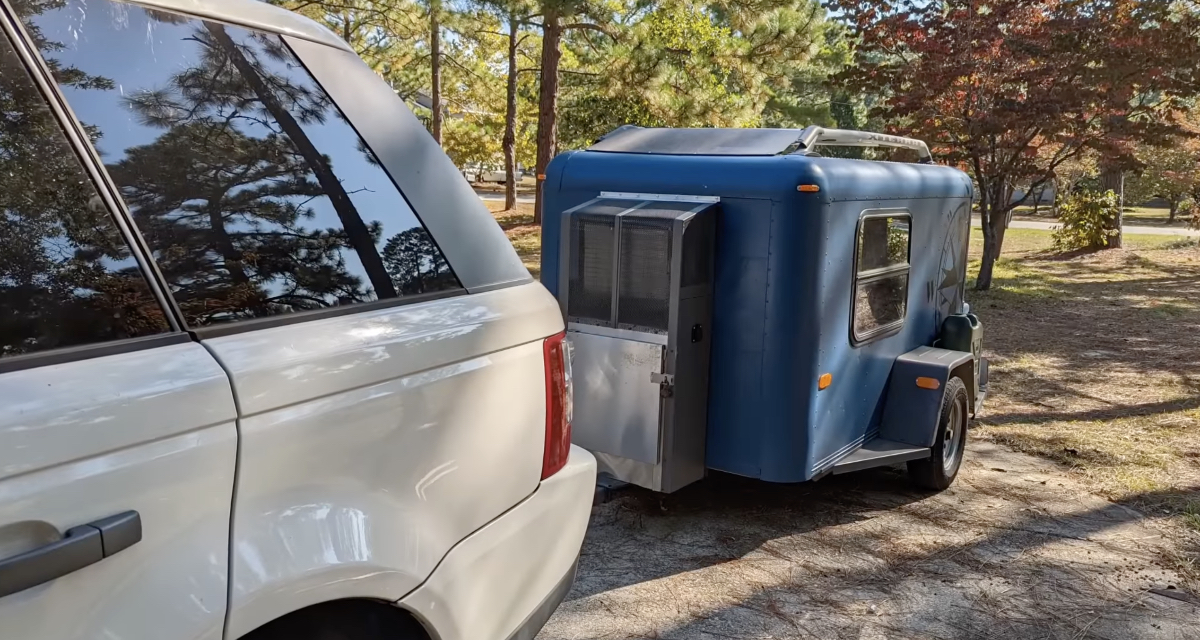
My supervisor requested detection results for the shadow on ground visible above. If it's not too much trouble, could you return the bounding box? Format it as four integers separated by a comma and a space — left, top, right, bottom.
540, 443, 1199, 640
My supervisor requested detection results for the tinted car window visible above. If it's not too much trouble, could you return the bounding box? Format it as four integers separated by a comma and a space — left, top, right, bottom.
20, 2, 459, 328
0, 29, 169, 358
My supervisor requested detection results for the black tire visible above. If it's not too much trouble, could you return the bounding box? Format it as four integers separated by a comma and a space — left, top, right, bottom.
907, 376, 969, 491
248, 601, 427, 640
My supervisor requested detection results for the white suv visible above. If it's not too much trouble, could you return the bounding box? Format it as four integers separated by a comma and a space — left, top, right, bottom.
0, 0, 595, 638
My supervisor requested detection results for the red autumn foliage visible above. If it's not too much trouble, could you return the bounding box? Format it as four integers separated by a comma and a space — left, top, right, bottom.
830, 0, 1200, 289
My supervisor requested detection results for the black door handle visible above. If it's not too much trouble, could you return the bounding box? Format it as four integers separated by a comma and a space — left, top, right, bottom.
0, 511, 141, 599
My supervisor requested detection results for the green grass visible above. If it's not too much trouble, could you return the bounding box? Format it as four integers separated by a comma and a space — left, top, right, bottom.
968, 227, 1185, 257
1003, 203, 1192, 228
1185, 503, 1200, 532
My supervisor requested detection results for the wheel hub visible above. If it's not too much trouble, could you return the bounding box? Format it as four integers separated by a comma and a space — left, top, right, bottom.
943, 396, 966, 475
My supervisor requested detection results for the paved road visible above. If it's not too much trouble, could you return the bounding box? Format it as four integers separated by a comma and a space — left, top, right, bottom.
477, 191, 535, 204
973, 217, 1199, 237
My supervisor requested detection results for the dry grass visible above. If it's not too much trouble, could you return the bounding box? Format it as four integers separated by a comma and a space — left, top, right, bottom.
967, 228, 1200, 538
486, 201, 542, 279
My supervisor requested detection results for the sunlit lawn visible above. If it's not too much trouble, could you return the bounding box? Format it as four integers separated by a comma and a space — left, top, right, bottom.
967, 227, 1200, 532
1006, 204, 1191, 228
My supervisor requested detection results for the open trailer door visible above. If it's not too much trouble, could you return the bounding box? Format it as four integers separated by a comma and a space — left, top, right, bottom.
559, 195, 716, 493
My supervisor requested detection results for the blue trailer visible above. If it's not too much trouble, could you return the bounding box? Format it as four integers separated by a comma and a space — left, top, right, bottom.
541, 126, 988, 493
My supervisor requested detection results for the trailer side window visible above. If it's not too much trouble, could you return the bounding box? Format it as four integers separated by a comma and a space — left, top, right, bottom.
852, 214, 911, 343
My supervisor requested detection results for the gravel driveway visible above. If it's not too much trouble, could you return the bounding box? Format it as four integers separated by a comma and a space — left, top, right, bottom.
538, 442, 1199, 640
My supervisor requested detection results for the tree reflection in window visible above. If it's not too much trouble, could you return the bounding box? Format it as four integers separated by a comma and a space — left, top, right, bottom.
0, 16, 169, 358
19, 1, 459, 327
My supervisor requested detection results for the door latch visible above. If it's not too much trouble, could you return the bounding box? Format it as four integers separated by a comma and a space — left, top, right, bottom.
650, 372, 675, 398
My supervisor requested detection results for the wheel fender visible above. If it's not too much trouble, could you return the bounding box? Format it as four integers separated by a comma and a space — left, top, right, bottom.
879, 346, 973, 448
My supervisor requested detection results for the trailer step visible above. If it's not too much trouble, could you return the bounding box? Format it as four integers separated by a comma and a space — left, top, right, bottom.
831, 439, 930, 475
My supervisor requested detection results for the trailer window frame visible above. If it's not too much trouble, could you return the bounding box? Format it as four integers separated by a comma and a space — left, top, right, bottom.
850, 209, 912, 345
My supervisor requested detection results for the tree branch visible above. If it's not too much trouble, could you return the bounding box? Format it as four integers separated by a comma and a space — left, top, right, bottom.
561, 22, 615, 40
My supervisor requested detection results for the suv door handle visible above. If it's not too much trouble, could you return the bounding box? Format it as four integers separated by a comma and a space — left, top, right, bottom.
0, 511, 141, 599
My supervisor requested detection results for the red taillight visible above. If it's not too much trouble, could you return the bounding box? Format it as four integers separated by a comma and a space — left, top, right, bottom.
542, 332, 573, 479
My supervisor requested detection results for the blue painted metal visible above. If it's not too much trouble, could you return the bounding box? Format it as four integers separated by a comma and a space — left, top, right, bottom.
542, 144, 974, 482
879, 346, 974, 448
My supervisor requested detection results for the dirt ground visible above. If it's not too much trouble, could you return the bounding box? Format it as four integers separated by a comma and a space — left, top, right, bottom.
486, 201, 541, 278
539, 443, 1198, 640
521, 226, 1200, 639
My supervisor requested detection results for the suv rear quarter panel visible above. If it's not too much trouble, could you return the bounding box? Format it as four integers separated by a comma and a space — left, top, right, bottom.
203, 283, 563, 638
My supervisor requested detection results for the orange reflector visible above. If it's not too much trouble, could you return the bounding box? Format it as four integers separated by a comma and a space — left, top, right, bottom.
818, 373, 833, 390
797, 184, 820, 192
537, 174, 546, 180
916, 377, 941, 390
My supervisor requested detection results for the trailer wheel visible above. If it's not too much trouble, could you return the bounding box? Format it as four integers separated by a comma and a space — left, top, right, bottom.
908, 376, 969, 490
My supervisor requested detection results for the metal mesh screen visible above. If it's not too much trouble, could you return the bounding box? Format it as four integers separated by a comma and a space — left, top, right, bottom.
567, 215, 616, 325
617, 218, 672, 332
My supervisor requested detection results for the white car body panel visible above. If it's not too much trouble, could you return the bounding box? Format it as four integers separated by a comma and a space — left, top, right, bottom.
204, 282, 566, 638
0, 343, 237, 640
1, 0, 596, 635
400, 445, 596, 640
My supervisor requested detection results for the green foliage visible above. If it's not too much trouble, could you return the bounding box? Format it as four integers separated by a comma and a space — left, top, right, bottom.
887, 226, 908, 261
1184, 199, 1200, 232
1178, 198, 1196, 219
559, 0, 834, 148
275, 0, 842, 172
1126, 133, 1200, 216
1052, 190, 1121, 252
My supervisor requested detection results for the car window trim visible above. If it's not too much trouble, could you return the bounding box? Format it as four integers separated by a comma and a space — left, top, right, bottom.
190, 287, 465, 340
850, 208, 912, 346
0, 0, 186, 332
0, 333, 194, 376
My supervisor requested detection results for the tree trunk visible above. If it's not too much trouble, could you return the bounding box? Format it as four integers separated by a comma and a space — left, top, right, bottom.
207, 196, 250, 285
975, 185, 1009, 291
1004, 183, 1011, 228
1031, 183, 1046, 217
430, 0, 443, 145
503, 15, 519, 211
1169, 199, 1179, 221
1099, 168, 1123, 249
534, 4, 563, 225
208, 24, 398, 298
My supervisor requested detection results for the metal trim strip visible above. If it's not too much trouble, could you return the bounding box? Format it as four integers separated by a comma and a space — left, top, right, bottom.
566, 323, 668, 346
599, 192, 721, 204
812, 431, 872, 475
